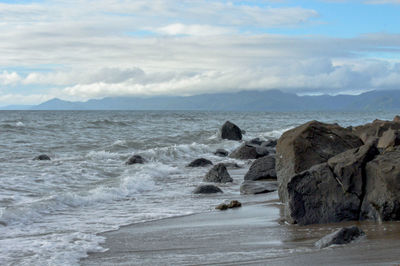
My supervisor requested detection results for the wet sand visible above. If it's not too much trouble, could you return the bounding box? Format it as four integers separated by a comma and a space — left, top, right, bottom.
81, 195, 400, 265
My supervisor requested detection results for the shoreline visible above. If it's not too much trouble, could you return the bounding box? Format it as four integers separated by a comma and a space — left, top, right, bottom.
81, 194, 400, 265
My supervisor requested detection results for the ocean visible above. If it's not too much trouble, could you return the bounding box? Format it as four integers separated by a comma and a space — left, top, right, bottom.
1, 110, 398, 265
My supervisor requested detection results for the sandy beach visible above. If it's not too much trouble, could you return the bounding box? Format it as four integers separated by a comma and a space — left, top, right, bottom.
81, 194, 400, 266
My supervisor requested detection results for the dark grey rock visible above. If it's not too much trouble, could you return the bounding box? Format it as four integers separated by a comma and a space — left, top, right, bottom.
187, 158, 213, 167
229, 143, 269, 160
244, 155, 276, 181
361, 147, 400, 221
221, 162, 241, 169
287, 163, 360, 225
204, 163, 233, 183
315, 226, 365, 249
125, 155, 146, 165
327, 144, 379, 198
276, 120, 362, 203
221, 121, 242, 141
193, 185, 223, 194
214, 149, 229, 157
240, 181, 278, 195
33, 154, 51, 161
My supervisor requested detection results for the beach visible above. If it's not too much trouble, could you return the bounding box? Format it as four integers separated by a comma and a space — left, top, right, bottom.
82, 193, 400, 265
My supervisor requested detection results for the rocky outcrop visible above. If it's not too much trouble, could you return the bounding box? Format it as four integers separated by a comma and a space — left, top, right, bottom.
352, 119, 400, 144
214, 149, 229, 157
361, 147, 400, 221
187, 158, 213, 167
193, 185, 223, 194
244, 155, 276, 181
315, 226, 365, 249
125, 155, 146, 165
204, 163, 233, 183
33, 154, 51, 161
240, 181, 278, 195
221, 121, 242, 141
287, 163, 361, 225
276, 120, 363, 203
377, 129, 400, 149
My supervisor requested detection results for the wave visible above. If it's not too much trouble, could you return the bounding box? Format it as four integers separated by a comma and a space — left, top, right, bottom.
88, 119, 129, 127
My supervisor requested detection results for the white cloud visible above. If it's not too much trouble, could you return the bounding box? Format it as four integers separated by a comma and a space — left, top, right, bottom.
0, 71, 21, 85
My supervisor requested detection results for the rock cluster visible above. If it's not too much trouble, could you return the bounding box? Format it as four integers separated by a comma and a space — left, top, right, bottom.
276, 117, 400, 225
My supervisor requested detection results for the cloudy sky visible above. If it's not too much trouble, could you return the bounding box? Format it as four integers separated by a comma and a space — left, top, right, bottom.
0, 0, 400, 105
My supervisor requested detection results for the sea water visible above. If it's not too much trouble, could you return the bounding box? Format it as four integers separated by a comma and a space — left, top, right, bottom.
0, 110, 398, 265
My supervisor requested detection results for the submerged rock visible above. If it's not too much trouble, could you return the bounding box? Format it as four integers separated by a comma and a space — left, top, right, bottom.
215, 200, 242, 211
33, 154, 51, 161
214, 149, 229, 157
187, 158, 213, 167
315, 226, 365, 249
125, 155, 146, 165
204, 163, 233, 183
276, 120, 362, 203
244, 155, 276, 181
240, 181, 278, 195
228, 200, 242, 208
193, 185, 223, 194
221, 121, 242, 141
215, 203, 229, 210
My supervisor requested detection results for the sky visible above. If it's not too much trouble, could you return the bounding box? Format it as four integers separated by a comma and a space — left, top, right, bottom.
1, 0, 400, 105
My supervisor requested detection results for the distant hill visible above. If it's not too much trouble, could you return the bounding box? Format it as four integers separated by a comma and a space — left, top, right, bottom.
4, 89, 400, 111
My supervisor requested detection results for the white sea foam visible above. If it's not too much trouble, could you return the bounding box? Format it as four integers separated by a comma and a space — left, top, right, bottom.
16, 121, 24, 127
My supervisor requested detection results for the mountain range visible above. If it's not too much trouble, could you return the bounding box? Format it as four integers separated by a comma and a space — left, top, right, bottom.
3, 89, 400, 111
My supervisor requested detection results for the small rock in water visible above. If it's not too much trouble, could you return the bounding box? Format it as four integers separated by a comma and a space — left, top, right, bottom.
204, 163, 233, 183
214, 149, 229, 157
125, 155, 146, 165
33, 154, 51, 161
215, 203, 229, 210
193, 185, 223, 194
228, 200, 242, 208
187, 158, 213, 167
221, 121, 242, 141
215, 200, 242, 211
315, 226, 365, 249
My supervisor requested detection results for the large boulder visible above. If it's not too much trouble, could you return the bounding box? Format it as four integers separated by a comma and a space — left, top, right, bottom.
287, 163, 360, 225
204, 163, 233, 183
361, 147, 400, 221
33, 154, 51, 161
327, 144, 379, 198
244, 155, 276, 181
315, 226, 365, 249
125, 155, 146, 165
352, 119, 400, 144
187, 158, 213, 167
221, 121, 242, 141
193, 185, 223, 194
240, 181, 278, 195
276, 121, 362, 202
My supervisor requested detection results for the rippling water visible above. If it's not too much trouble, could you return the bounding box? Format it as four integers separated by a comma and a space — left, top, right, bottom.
0, 110, 398, 265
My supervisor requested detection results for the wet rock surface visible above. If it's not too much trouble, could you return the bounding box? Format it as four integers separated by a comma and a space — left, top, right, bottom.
193, 185, 223, 194
204, 163, 233, 183
240, 181, 278, 195
187, 158, 213, 167
244, 155, 276, 181
315, 226, 365, 249
221, 121, 242, 141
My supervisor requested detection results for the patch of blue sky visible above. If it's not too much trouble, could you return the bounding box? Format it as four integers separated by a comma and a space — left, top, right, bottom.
1, 64, 65, 75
